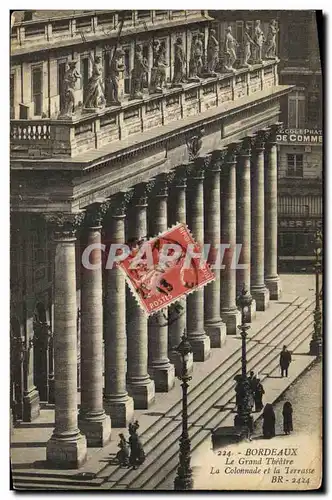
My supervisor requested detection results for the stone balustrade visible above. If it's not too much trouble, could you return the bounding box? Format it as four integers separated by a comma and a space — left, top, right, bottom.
10, 60, 279, 159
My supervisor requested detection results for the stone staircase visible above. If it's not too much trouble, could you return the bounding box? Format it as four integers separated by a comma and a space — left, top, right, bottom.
12, 295, 316, 490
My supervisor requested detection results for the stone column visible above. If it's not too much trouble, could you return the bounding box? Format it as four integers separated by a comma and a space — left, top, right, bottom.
78, 203, 111, 447
148, 173, 175, 392
104, 192, 134, 427
204, 152, 227, 346
265, 124, 282, 299
168, 166, 194, 375
46, 213, 87, 469
186, 158, 211, 360
126, 183, 156, 409
220, 145, 241, 334
251, 130, 270, 310
236, 138, 256, 322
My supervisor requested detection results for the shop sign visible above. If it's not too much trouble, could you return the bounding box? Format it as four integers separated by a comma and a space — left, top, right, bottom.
279, 219, 322, 229
276, 128, 323, 144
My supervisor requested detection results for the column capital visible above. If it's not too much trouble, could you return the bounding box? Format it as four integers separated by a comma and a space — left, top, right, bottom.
131, 181, 156, 207
83, 201, 111, 228
187, 156, 209, 180
44, 212, 85, 239
171, 165, 188, 188
107, 190, 134, 218
152, 172, 175, 197
252, 129, 270, 151
239, 136, 255, 157
266, 121, 283, 146
208, 150, 227, 172
225, 142, 242, 164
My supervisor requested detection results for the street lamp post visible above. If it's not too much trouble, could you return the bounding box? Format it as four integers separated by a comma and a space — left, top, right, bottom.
310, 230, 322, 357
234, 285, 253, 433
174, 329, 194, 491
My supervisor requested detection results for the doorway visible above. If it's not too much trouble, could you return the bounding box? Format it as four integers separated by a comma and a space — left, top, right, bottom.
33, 302, 51, 402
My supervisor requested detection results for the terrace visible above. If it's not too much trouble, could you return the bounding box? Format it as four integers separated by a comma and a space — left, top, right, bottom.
10, 60, 279, 160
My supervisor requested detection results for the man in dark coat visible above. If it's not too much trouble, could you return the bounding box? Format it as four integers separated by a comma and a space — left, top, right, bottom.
280, 345, 292, 377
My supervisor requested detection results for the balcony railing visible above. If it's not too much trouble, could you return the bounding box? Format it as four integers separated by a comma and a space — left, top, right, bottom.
10, 60, 278, 160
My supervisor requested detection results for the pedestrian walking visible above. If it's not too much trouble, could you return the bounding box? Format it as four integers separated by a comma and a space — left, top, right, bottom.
116, 433, 130, 466
254, 379, 265, 412
248, 370, 258, 391
262, 403, 276, 439
282, 401, 293, 435
280, 345, 292, 377
128, 420, 145, 469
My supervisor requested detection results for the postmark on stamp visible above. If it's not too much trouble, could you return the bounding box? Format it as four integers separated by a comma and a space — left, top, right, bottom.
119, 222, 215, 316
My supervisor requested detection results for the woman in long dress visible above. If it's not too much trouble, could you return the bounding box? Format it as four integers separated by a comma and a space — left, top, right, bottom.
129, 421, 146, 469
254, 379, 265, 412
262, 403, 276, 438
282, 401, 293, 435
116, 433, 130, 466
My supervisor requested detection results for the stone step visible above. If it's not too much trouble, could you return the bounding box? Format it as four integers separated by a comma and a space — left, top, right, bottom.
117, 320, 314, 490
145, 326, 316, 491
12, 295, 314, 491
102, 302, 313, 485
98, 296, 310, 482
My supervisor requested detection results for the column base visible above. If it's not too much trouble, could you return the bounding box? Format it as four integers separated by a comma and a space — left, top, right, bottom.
149, 363, 175, 392
265, 276, 282, 300
78, 412, 111, 447
104, 395, 134, 428
221, 309, 241, 335
251, 286, 270, 311
204, 320, 227, 348
23, 388, 40, 422
170, 350, 194, 377
187, 334, 211, 362
46, 432, 87, 469
127, 377, 156, 410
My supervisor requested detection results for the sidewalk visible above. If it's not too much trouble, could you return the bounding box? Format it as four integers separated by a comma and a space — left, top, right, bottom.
11, 274, 318, 489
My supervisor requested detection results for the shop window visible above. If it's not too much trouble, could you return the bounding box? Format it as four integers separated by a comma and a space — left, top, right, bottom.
287, 154, 303, 178
288, 90, 305, 128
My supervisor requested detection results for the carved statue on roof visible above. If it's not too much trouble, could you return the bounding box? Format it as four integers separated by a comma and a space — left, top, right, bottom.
130, 45, 148, 100
150, 40, 167, 94
224, 26, 239, 72
254, 20, 265, 64
108, 47, 125, 105
84, 55, 106, 109
265, 19, 279, 59
173, 37, 186, 85
243, 23, 256, 68
58, 60, 81, 118
207, 29, 219, 74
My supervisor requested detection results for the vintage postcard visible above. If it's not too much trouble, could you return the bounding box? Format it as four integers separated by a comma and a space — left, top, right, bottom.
10, 8, 323, 491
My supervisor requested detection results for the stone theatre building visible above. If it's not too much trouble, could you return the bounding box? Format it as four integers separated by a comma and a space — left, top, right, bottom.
10, 10, 291, 468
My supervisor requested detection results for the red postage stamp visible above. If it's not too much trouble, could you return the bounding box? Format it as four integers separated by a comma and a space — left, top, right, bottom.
119, 222, 215, 315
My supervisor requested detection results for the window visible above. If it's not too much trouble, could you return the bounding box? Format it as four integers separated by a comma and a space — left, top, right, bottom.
287, 154, 303, 177
80, 57, 90, 102
288, 90, 305, 128
124, 48, 130, 95
58, 61, 67, 112
32, 65, 43, 116
10, 73, 15, 119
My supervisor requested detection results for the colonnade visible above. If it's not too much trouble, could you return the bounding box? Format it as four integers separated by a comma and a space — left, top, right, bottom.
45, 125, 281, 468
